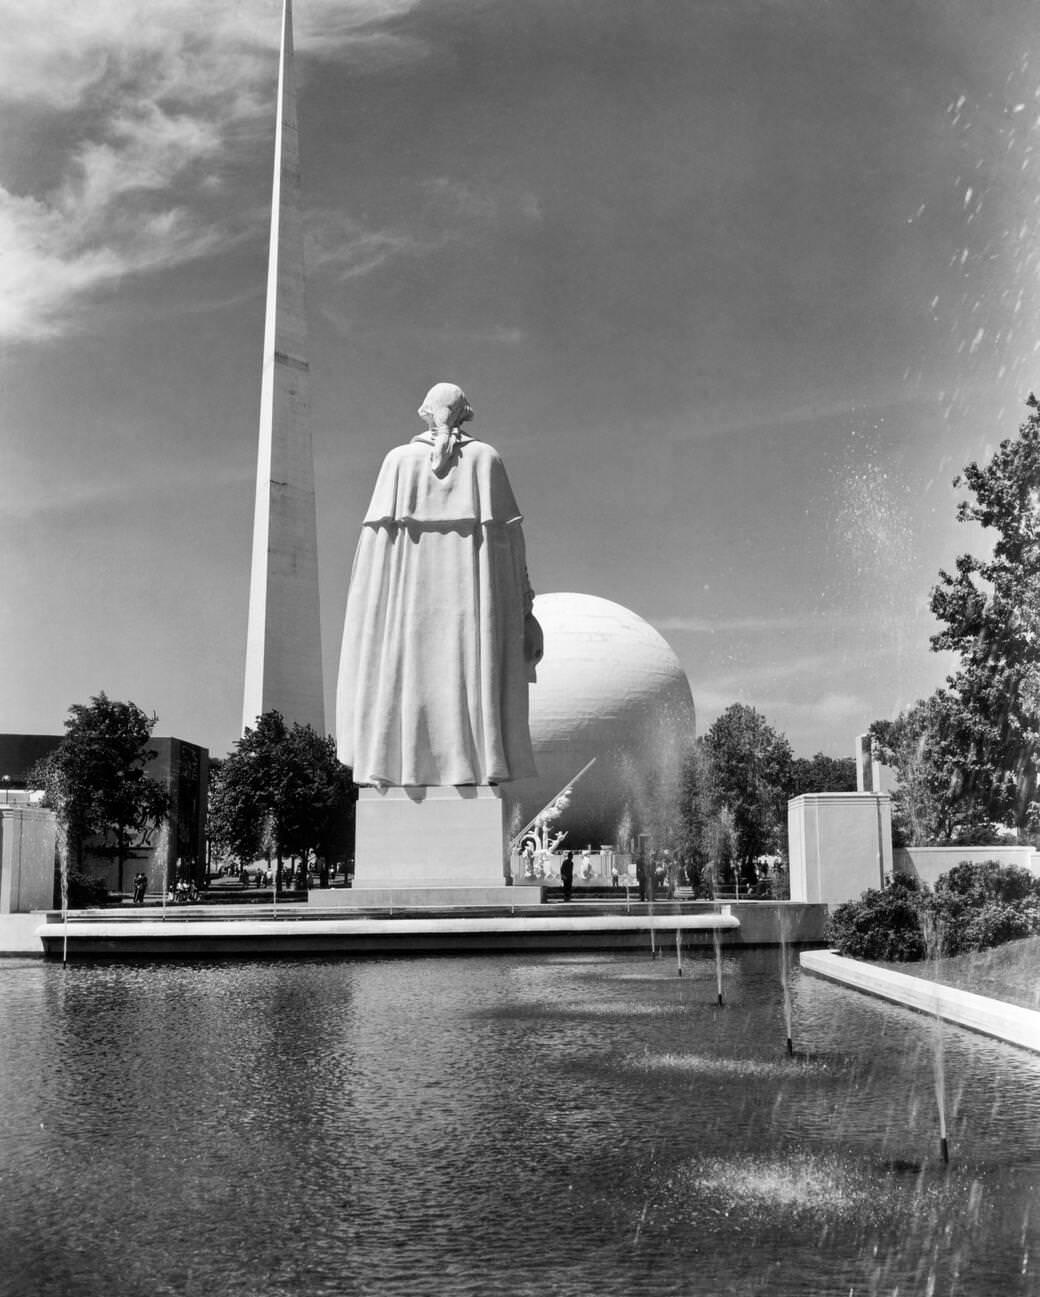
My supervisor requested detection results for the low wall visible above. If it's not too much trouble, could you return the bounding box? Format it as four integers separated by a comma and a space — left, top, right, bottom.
894, 845, 1040, 889
800, 949, 1040, 1053
0, 913, 48, 954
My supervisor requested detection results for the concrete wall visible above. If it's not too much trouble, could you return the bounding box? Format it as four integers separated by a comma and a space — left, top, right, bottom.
788, 793, 893, 904
894, 844, 1040, 888
0, 806, 57, 913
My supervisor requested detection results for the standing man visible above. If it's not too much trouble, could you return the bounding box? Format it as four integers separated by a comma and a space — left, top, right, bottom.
560, 851, 574, 902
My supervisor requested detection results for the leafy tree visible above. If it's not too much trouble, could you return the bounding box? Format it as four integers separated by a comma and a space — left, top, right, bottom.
702, 704, 793, 883
30, 693, 169, 893
868, 692, 977, 845
209, 712, 355, 886
788, 753, 857, 798
930, 394, 1040, 831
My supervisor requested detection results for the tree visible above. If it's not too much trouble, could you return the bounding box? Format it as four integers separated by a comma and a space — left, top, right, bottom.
30, 693, 169, 893
702, 704, 793, 884
868, 692, 994, 845
930, 394, 1040, 831
209, 712, 355, 886
788, 753, 857, 798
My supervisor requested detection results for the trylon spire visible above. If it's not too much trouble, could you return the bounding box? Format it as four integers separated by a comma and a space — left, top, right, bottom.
242, 0, 325, 735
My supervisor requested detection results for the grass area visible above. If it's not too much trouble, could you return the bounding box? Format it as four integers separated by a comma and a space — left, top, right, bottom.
881, 935, 1040, 1013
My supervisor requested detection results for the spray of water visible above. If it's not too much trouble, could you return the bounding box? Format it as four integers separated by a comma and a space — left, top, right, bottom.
779, 906, 794, 1055
56, 821, 70, 966
923, 911, 951, 1165
156, 820, 170, 922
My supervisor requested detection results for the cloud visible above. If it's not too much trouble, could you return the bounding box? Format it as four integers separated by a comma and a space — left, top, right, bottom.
654, 614, 817, 634
0, 0, 424, 342
306, 212, 428, 282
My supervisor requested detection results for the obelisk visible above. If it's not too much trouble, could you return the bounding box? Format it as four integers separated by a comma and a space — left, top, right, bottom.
242, 0, 325, 735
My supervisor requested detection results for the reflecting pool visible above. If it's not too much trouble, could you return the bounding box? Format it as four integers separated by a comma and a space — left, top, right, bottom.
1, 949, 1038, 1296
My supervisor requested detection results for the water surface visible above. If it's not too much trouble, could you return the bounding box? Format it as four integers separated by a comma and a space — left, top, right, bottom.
1, 949, 1037, 1296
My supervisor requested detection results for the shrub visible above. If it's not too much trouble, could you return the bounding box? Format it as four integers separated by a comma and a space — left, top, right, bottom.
826, 877, 927, 961
923, 860, 1040, 955
65, 870, 109, 909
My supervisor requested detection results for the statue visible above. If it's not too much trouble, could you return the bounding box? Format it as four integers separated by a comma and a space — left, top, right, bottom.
336, 382, 543, 787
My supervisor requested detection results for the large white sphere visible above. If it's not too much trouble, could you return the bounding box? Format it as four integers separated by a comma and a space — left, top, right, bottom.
505, 593, 696, 848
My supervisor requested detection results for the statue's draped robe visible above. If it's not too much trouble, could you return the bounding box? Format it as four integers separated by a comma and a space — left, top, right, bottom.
336, 435, 537, 786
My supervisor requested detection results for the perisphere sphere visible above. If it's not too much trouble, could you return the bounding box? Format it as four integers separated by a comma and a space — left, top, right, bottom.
505, 593, 696, 849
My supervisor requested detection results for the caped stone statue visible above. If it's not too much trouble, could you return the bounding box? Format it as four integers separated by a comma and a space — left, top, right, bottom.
336, 382, 543, 787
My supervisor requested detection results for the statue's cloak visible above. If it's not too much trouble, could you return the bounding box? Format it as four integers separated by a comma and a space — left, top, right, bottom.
336, 436, 536, 786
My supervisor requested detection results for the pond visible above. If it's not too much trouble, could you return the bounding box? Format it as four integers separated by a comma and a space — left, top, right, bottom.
1, 948, 1038, 1296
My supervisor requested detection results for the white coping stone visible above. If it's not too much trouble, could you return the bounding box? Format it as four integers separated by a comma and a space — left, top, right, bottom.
35, 914, 741, 942
313, 886, 527, 908
800, 949, 1040, 1055
0, 913, 49, 953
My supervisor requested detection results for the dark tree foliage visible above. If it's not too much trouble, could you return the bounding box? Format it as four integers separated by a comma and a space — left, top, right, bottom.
209, 712, 355, 883
30, 692, 168, 894
930, 395, 1040, 831
867, 692, 988, 845
788, 753, 857, 798
702, 704, 793, 881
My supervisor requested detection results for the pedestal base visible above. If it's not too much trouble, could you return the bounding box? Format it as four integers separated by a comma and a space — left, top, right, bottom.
353, 785, 507, 889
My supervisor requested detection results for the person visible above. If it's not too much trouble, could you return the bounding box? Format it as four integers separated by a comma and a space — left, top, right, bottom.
560, 851, 574, 902
635, 855, 647, 902
132, 872, 147, 904
610, 861, 620, 890
336, 383, 543, 787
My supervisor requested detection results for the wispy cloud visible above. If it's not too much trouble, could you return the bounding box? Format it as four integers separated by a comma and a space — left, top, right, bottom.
306, 212, 428, 282
654, 614, 815, 634
0, 0, 424, 342
0, 457, 252, 523
652, 610, 875, 635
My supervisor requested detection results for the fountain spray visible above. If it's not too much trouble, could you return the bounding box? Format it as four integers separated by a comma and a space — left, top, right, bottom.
675, 926, 683, 976
779, 908, 794, 1055
712, 921, 724, 1005
924, 913, 950, 1165
57, 825, 69, 967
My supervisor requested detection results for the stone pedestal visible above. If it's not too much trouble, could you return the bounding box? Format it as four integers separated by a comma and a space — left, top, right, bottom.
0, 807, 57, 913
787, 793, 892, 905
353, 785, 508, 889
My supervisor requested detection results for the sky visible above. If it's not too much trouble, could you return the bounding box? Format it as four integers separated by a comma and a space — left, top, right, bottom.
2, 0, 1040, 762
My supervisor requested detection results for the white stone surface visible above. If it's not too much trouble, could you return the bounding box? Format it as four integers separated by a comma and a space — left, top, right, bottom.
0, 913, 48, 952
787, 793, 893, 904
242, 0, 324, 735
801, 949, 1040, 1054
354, 785, 508, 888
314, 886, 526, 908
895, 845, 1040, 888
506, 593, 695, 845
0, 807, 56, 913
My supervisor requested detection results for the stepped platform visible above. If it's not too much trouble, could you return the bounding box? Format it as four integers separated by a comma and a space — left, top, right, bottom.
6, 899, 829, 960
